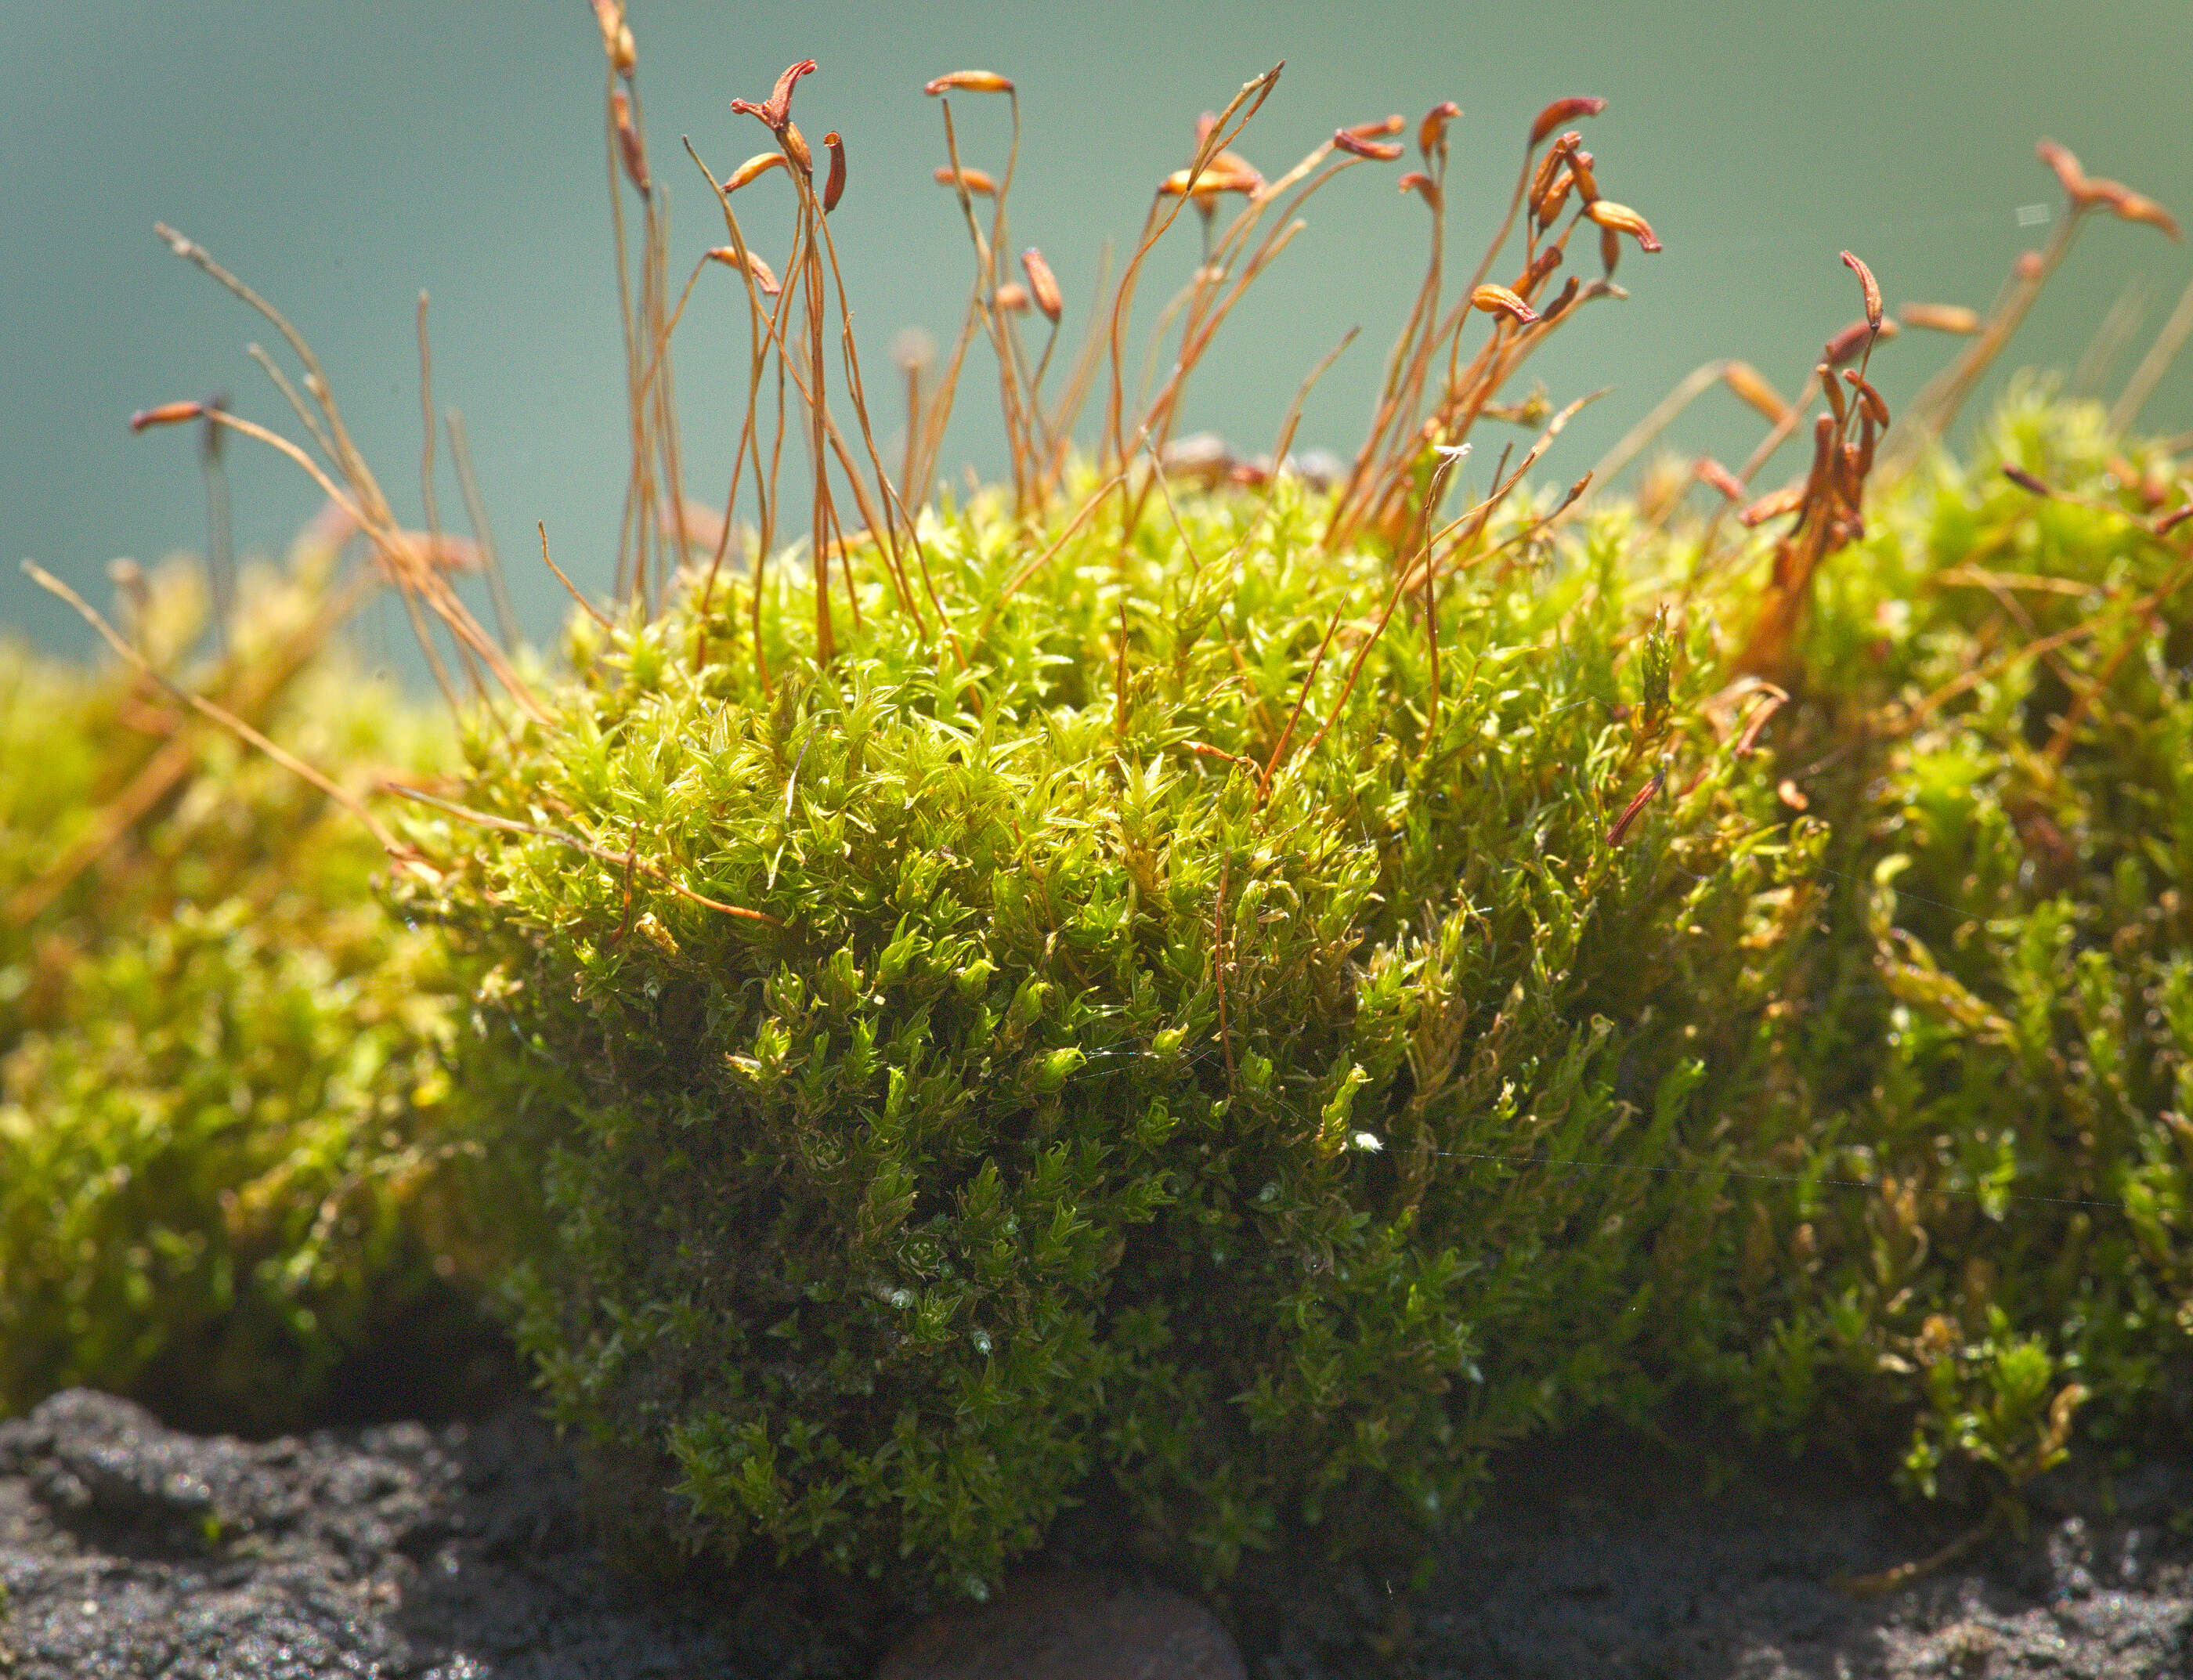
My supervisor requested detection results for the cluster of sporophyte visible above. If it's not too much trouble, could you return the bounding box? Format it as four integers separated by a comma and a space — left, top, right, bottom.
0, 544, 476, 1434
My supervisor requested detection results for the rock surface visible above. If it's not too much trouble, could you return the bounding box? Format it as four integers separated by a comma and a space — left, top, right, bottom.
0, 1389, 834, 1680
0, 1389, 2188, 1678
874, 1572, 1244, 1679
1235, 1425, 2193, 1678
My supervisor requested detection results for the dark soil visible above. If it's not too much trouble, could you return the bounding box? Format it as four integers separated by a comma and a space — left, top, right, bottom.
2, 1387, 2188, 1678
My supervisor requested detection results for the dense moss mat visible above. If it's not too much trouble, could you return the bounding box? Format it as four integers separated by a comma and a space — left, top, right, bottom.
406, 394, 2192, 1599
0, 559, 473, 1434
8, 394, 2185, 1599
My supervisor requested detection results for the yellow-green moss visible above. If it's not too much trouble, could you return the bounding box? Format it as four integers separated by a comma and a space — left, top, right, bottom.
406, 468, 1810, 1596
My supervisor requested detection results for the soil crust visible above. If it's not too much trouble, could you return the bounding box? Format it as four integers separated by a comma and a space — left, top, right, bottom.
2, 1388, 2187, 1678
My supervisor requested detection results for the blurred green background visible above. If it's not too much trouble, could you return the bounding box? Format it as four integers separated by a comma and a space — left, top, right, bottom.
6, 0, 2191, 667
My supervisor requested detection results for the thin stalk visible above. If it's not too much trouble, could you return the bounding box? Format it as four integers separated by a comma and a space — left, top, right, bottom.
1103, 65, 1284, 473
448, 409, 518, 650
2112, 270, 2193, 435
25, 562, 407, 858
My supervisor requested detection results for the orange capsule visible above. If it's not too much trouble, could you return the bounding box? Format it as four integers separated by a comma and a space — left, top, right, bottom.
1333, 128, 1404, 161
1530, 96, 1606, 148
706, 247, 781, 295
128, 399, 205, 433
936, 164, 998, 195
732, 59, 818, 131
725, 151, 789, 192
1470, 283, 1540, 325
1418, 99, 1461, 160
1159, 155, 1261, 199
612, 88, 649, 194
1516, 244, 1563, 296
1818, 359, 1848, 427
1342, 114, 1407, 142
822, 131, 847, 211
589, 0, 636, 78
1695, 457, 1746, 501
1723, 362, 1788, 425
1563, 149, 1601, 204
2036, 138, 2090, 202
1530, 135, 1577, 203
1738, 485, 1805, 527
1840, 250, 1882, 331
1584, 199, 1660, 251
1843, 368, 1891, 428
764, 60, 818, 127
1203, 152, 1264, 195
1533, 172, 1574, 230
1021, 248, 1063, 322
1801, 414, 1837, 500
994, 282, 1032, 313
924, 69, 1015, 96
2104, 187, 2184, 240
781, 121, 812, 177
1899, 302, 1981, 334
1822, 318, 1887, 367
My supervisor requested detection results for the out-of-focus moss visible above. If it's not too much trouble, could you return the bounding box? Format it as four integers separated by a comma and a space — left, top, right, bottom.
1672, 390, 2193, 1501
0, 557, 471, 1433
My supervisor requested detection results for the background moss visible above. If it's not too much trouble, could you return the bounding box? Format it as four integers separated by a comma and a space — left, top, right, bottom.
0, 557, 476, 1434
1669, 390, 2193, 1500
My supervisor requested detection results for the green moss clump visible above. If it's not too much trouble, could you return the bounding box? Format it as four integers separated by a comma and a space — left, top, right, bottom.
414, 473, 1805, 1595
0, 558, 471, 1433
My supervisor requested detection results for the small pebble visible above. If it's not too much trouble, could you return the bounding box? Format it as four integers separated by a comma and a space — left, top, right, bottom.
875, 1570, 1245, 1680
